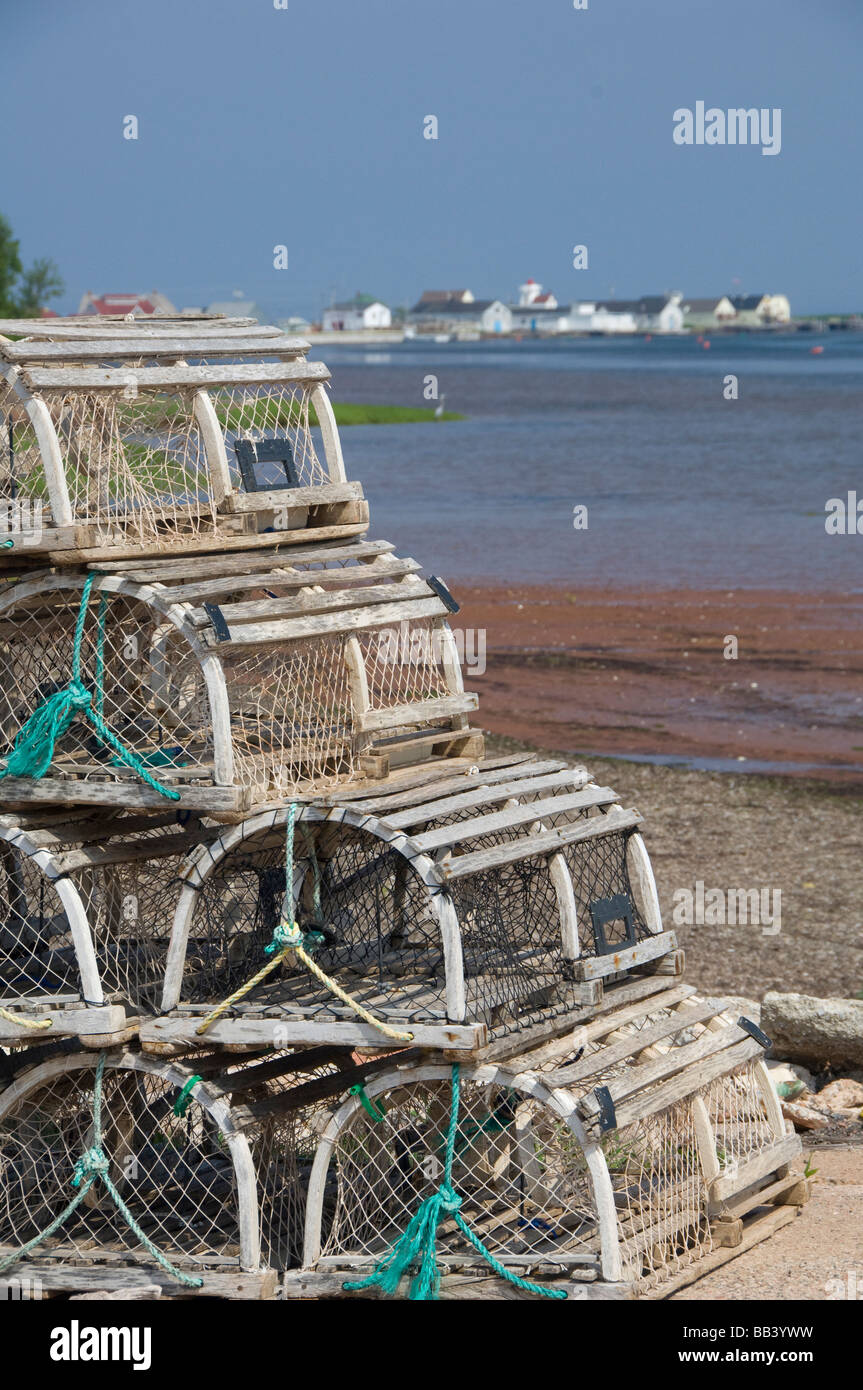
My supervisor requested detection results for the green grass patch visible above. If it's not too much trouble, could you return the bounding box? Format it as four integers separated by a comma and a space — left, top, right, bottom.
327, 402, 463, 425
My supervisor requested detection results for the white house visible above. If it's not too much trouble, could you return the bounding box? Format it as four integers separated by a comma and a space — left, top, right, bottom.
408, 294, 511, 335
682, 296, 737, 329
322, 296, 392, 331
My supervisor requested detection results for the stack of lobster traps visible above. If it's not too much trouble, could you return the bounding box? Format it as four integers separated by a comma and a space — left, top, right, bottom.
0, 314, 805, 1302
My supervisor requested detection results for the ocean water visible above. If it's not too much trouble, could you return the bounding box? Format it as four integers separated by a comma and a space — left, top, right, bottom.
312, 334, 863, 590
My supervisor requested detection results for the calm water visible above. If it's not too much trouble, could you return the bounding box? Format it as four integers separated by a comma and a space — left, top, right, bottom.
311, 334, 863, 590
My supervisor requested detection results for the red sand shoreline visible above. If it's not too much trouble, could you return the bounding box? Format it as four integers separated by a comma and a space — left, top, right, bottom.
451, 584, 863, 783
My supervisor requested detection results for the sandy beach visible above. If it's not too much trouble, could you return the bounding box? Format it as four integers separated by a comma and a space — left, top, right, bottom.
451, 581, 863, 1001
454, 584, 863, 781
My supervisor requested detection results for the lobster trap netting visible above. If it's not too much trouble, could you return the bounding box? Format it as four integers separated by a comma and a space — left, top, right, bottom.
219, 634, 356, 796
0, 1058, 245, 1269
214, 382, 328, 489
0, 585, 214, 791
609, 1098, 713, 1292
176, 822, 448, 1023
0, 840, 79, 1004
704, 1058, 778, 1187
562, 825, 651, 956
0, 821, 209, 1016
357, 616, 453, 736
446, 849, 577, 1034
319, 1076, 601, 1270
39, 387, 216, 544
0, 387, 47, 530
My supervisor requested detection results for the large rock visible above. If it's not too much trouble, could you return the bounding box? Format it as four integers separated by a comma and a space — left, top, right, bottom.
762, 992, 863, 1068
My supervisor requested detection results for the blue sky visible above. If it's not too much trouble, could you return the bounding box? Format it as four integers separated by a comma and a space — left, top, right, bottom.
2, 0, 859, 317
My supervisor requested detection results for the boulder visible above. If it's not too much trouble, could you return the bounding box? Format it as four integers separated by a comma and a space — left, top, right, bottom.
762, 993, 863, 1069
810, 1078, 863, 1112
780, 1099, 830, 1131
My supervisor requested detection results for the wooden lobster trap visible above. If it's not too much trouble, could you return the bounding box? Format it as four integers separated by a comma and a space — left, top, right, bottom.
0, 327, 366, 564
0, 1044, 355, 1298
0, 540, 480, 811
0, 813, 216, 1044
140, 756, 677, 1054
287, 988, 804, 1301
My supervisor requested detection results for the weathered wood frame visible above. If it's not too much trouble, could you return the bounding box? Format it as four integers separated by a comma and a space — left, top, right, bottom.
295, 1042, 801, 1299
0, 1051, 262, 1273
0, 824, 128, 1042
0, 359, 357, 559
0, 573, 473, 811
299, 1062, 624, 1283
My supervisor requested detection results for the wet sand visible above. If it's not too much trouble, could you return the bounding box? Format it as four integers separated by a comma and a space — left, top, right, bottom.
453, 584, 863, 782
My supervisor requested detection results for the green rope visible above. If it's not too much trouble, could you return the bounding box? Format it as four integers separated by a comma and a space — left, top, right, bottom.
1, 539, 13, 549
0, 573, 180, 801
343, 1065, 568, 1302
0, 1053, 202, 1287
173, 1074, 203, 1117
348, 1084, 387, 1123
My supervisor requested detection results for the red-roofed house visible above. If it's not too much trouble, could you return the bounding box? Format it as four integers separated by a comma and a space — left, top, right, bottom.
76, 290, 177, 317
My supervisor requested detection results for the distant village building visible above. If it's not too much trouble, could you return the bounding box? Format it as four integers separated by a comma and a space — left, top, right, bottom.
730, 293, 791, 325
572, 294, 684, 334
77, 290, 177, 317
516, 278, 558, 309
510, 279, 567, 332
321, 295, 392, 331
682, 296, 736, 329
205, 299, 266, 321
408, 291, 512, 335
277, 315, 312, 334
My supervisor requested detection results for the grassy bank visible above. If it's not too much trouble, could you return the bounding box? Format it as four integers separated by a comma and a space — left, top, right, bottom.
325, 402, 463, 425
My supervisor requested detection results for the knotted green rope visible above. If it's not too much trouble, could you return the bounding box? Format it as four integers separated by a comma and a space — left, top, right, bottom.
343, 1065, 568, 1301
0, 1053, 202, 1287
0, 573, 179, 800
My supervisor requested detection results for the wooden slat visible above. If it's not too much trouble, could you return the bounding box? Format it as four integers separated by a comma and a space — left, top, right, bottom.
573, 930, 677, 982
543, 997, 725, 1088
356, 693, 478, 735
221, 482, 362, 515
139, 1016, 486, 1050
587, 1036, 765, 1134
98, 537, 395, 580
0, 777, 246, 811
411, 786, 618, 852
0, 336, 309, 361
167, 556, 421, 605
22, 361, 330, 390
379, 767, 590, 829
436, 806, 641, 880
710, 1135, 802, 1202
0, 1004, 126, 1042
0, 317, 278, 336
64, 521, 368, 566
192, 576, 430, 627
345, 757, 566, 811
209, 595, 448, 646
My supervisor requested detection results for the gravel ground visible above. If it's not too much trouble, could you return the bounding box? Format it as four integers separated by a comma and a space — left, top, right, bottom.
486, 735, 863, 1000
670, 1144, 863, 1300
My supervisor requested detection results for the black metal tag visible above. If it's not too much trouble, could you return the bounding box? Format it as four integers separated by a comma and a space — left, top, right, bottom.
204, 603, 231, 643
589, 893, 637, 956
427, 575, 460, 613
234, 437, 299, 492
595, 1085, 617, 1133
738, 1016, 771, 1050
